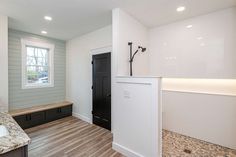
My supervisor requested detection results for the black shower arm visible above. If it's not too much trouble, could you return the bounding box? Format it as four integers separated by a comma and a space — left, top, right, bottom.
130, 48, 140, 62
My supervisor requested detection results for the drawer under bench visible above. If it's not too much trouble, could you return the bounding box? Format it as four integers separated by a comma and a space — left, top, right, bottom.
9, 101, 73, 129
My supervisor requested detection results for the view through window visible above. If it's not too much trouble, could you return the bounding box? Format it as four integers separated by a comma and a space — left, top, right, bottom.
26, 46, 49, 84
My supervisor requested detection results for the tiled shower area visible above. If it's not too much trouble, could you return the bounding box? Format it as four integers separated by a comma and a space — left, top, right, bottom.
162, 130, 236, 157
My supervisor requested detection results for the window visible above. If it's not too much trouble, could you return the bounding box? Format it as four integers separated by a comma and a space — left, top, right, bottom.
21, 39, 54, 89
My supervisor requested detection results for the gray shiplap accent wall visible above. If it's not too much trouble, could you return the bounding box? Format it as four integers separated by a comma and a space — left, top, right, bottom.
8, 29, 66, 110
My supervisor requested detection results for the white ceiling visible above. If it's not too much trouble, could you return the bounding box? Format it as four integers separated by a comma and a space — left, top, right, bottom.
0, 0, 235, 40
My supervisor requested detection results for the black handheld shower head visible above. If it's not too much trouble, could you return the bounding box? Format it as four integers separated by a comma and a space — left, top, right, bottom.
138, 46, 147, 52
141, 47, 146, 52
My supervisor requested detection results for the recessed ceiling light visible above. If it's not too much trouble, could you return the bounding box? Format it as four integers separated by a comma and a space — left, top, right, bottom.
186, 25, 193, 28
41, 31, 47, 34
44, 16, 52, 21
177, 6, 186, 12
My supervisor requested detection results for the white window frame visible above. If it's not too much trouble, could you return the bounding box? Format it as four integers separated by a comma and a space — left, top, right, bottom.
21, 39, 54, 89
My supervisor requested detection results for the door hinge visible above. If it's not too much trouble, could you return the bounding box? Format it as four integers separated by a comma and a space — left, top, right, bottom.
91, 85, 93, 89
91, 60, 94, 64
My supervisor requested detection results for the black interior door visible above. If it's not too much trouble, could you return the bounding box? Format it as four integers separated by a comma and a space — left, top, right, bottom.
92, 53, 111, 130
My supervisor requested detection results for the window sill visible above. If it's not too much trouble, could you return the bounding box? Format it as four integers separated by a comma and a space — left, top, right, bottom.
22, 84, 54, 89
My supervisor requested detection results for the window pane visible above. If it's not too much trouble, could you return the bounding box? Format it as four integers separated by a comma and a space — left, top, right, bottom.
37, 48, 48, 58
26, 47, 35, 57
27, 74, 38, 84
27, 56, 36, 65
26, 46, 49, 66
26, 46, 49, 84
27, 66, 49, 84
38, 57, 48, 66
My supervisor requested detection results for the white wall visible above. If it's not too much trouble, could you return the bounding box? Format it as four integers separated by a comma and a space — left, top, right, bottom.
149, 8, 236, 149
163, 78, 236, 96
163, 91, 236, 150
66, 25, 112, 122
112, 77, 161, 157
0, 15, 8, 112
112, 9, 162, 157
112, 8, 149, 76
149, 7, 236, 78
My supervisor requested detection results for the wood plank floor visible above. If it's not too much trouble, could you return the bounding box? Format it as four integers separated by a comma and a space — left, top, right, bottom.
25, 116, 236, 157
25, 116, 125, 157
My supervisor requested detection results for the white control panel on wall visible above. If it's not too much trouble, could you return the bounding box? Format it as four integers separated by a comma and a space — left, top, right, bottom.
123, 90, 131, 99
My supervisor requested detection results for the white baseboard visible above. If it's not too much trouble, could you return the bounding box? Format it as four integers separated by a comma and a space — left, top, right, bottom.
112, 142, 144, 157
73, 112, 92, 124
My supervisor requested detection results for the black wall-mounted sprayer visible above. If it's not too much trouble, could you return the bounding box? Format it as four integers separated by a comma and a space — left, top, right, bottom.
128, 42, 147, 76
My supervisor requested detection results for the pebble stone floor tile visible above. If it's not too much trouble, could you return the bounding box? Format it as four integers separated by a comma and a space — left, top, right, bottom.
162, 130, 236, 157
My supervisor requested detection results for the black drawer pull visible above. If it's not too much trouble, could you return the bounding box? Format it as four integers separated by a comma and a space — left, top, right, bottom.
94, 116, 100, 119
26, 115, 31, 121
57, 108, 62, 113
102, 118, 109, 122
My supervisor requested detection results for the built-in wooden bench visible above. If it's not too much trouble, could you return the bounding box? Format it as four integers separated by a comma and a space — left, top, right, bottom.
9, 101, 73, 129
